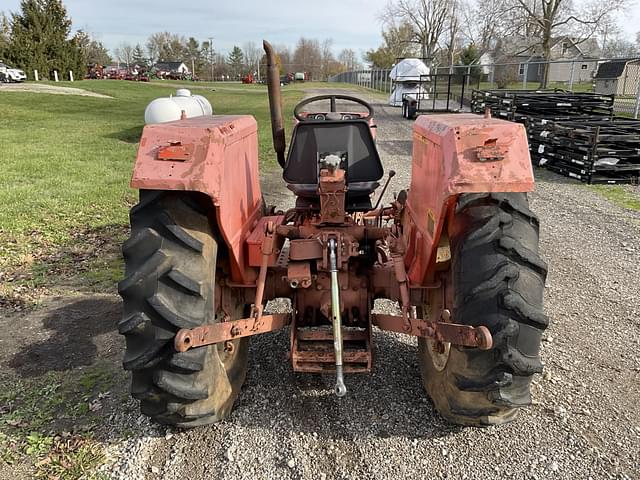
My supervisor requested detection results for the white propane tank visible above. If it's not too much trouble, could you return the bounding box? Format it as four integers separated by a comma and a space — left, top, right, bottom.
144, 88, 213, 124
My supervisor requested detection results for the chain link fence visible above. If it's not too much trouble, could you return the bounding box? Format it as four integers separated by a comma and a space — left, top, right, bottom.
329, 58, 640, 119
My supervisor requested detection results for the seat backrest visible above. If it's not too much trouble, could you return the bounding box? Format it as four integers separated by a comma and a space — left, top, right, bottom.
283, 120, 383, 187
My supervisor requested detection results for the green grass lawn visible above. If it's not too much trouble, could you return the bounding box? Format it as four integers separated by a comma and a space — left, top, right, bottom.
590, 185, 640, 211
0, 80, 320, 307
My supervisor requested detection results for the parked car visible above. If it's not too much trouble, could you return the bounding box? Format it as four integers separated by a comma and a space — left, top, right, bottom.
0, 62, 27, 83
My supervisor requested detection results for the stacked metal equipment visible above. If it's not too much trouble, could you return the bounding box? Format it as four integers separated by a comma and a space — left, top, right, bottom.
471, 90, 640, 184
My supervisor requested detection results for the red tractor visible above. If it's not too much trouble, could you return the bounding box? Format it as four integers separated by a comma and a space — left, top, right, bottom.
118, 41, 547, 427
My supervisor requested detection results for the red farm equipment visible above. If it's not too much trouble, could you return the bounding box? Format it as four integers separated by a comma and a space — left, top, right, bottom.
118, 41, 548, 427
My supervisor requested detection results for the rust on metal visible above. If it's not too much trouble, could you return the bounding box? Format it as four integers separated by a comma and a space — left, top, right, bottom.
246, 215, 284, 267
250, 220, 276, 322
289, 238, 323, 261
475, 140, 509, 162
372, 314, 493, 349
287, 261, 312, 288
404, 114, 534, 285
293, 350, 370, 363
156, 142, 194, 161
174, 313, 291, 352
131, 115, 263, 284
318, 167, 346, 224
128, 60, 535, 389
264, 40, 286, 168
291, 323, 372, 374
296, 328, 368, 341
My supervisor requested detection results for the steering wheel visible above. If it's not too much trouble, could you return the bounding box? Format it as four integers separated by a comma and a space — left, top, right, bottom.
294, 94, 374, 121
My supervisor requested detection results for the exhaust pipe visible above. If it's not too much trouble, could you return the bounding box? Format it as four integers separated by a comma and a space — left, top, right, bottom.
263, 40, 286, 168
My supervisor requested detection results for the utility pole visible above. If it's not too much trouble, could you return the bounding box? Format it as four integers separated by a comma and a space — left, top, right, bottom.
209, 37, 214, 81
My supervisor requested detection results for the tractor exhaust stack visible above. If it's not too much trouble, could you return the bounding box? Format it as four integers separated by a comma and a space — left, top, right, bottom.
263, 40, 286, 168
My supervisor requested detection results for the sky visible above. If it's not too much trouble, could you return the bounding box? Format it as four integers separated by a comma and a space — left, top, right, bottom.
2, 0, 639, 57
2, 0, 390, 56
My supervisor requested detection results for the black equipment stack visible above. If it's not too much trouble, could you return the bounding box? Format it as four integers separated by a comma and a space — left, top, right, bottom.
471, 90, 640, 184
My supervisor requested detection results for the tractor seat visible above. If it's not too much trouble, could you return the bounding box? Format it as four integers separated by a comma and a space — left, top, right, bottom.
283, 120, 384, 210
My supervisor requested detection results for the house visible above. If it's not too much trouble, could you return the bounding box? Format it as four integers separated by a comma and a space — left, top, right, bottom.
485, 36, 600, 84
594, 59, 640, 95
153, 61, 190, 77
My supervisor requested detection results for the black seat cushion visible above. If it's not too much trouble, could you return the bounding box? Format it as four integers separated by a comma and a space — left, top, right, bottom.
283, 120, 384, 196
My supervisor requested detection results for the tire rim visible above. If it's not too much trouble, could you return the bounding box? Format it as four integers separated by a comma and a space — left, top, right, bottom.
428, 308, 451, 371
419, 304, 451, 371
427, 337, 450, 371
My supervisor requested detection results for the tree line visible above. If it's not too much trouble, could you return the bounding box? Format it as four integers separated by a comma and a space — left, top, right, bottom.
366, 0, 640, 85
0, 0, 362, 81
5, 0, 636, 85
112, 35, 362, 81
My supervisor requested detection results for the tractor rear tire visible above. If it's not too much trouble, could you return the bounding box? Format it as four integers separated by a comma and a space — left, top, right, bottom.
118, 190, 249, 427
418, 192, 548, 426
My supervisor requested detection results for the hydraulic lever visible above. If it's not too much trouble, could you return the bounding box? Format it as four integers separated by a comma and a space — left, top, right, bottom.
373, 170, 396, 210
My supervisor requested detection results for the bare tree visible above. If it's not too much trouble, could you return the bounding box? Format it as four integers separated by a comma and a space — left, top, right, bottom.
146, 32, 187, 64
382, 0, 451, 59
321, 38, 335, 80
243, 41, 261, 75
509, 0, 626, 85
275, 44, 291, 71
75, 30, 111, 65
440, 0, 461, 67
459, 0, 514, 51
602, 37, 638, 57
365, 21, 418, 68
293, 37, 322, 77
338, 48, 361, 70
114, 42, 134, 68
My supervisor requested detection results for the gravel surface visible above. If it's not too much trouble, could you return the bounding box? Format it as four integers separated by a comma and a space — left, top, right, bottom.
92, 90, 640, 478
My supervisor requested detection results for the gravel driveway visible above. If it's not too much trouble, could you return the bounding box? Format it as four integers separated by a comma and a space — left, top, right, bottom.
86, 90, 640, 479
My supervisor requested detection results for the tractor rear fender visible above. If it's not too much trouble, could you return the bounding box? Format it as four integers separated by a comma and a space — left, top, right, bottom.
403, 114, 534, 285
131, 115, 263, 283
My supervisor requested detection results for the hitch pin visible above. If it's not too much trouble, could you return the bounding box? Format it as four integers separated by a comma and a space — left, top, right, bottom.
328, 238, 347, 397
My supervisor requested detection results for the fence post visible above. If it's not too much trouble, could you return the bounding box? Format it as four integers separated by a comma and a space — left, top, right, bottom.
569, 60, 575, 91
69, 70, 74, 82
34, 69, 38, 81
53, 70, 59, 82
633, 77, 640, 119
